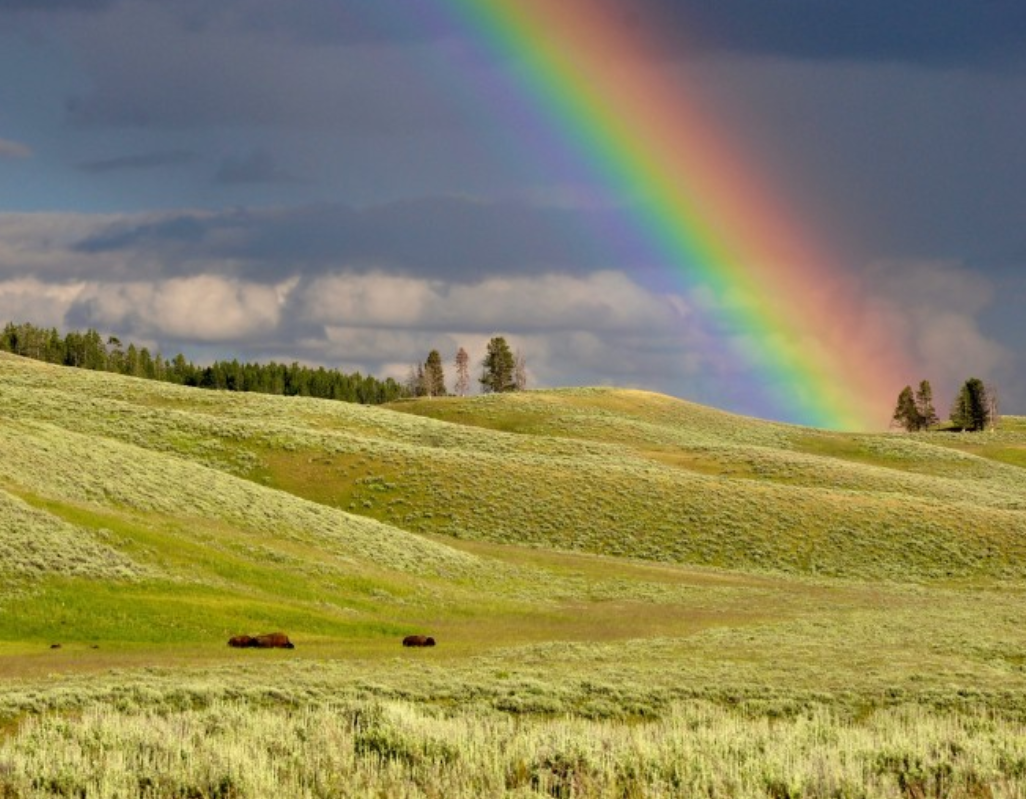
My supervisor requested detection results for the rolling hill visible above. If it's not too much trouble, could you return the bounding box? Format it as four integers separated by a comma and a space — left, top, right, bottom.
0, 352, 1024, 672
4, 351, 1026, 794
6, 350, 1024, 590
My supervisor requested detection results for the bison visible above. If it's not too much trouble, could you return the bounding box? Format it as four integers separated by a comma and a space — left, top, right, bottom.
252, 632, 295, 649
402, 635, 436, 647
227, 632, 295, 649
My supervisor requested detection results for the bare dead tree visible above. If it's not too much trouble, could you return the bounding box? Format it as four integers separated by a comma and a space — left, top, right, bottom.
987, 383, 1001, 430
454, 346, 470, 397
513, 349, 527, 391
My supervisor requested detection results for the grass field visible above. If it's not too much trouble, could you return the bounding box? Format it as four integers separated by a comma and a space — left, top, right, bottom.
2, 352, 1026, 796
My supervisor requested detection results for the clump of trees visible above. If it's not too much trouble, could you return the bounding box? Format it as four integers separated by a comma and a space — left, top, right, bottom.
405, 349, 449, 398
407, 336, 527, 397
891, 380, 938, 432
0, 321, 404, 405
892, 377, 999, 432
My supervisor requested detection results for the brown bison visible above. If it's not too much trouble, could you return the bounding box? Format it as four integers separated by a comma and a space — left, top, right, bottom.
402, 635, 436, 647
253, 632, 295, 649
227, 632, 295, 649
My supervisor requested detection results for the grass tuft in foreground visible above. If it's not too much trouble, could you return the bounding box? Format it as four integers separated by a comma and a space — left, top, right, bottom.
0, 699, 1023, 798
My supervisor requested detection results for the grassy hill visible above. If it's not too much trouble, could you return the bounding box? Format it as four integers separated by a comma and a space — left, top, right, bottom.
4, 351, 1025, 587
4, 352, 1026, 795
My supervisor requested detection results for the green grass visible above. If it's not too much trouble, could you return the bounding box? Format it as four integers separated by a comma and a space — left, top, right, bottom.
3, 352, 1026, 795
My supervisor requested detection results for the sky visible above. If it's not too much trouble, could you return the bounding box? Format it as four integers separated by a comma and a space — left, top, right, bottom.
1, 0, 1024, 428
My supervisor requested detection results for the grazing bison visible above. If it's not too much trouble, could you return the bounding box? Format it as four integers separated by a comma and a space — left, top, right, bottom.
402, 635, 436, 647
227, 632, 295, 649
253, 632, 295, 649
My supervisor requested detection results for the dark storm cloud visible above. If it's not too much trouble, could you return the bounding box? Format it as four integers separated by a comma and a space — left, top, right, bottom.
0, 0, 111, 10
72, 198, 638, 281
50, 0, 1026, 141
210, 0, 460, 47
632, 0, 1026, 67
77, 150, 199, 174
60, 3, 467, 133
8, 0, 1026, 70
214, 150, 307, 185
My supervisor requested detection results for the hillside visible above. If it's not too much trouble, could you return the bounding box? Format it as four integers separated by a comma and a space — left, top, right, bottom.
1, 349, 1025, 660
6, 353, 1026, 795
0, 351, 1025, 666
3, 351, 1026, 591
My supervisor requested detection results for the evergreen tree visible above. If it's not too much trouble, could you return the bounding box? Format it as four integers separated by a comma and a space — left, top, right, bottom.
914, 380, 938, 429
106, 336, 124, 373
82, 329, 107, 370
124, 343, 141, 377
892, 385, 921, 432
950, 377, 991, 431
138, 347, 155, 379
423, 349, 446, 397
415, 363, 427, 397
454, 347, 470, 397
170, 353, 190, 384
479, 335, 517, 393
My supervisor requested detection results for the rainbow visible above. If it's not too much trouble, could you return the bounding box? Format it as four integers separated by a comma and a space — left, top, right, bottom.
440, 0, 912, 430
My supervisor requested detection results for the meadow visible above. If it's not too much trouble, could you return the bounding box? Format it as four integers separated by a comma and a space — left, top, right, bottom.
1, 352, 1026, 796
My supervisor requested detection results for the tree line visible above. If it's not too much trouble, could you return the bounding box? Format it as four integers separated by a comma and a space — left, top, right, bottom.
405, 336, 527, 398
0, 322, 404, 404
892, 377, 999, 432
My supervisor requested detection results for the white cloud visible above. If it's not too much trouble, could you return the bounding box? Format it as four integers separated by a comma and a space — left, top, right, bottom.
297, 270, 684, 333
0, 278, 84, 326
71, 277, 286, 341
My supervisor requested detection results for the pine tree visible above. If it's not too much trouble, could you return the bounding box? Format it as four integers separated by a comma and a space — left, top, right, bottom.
479, 336, 516, 393
950, 377, 990, 431
454, 347, 470, 397
423, 349, 446, 397
415, 363, 427, 397
892, 385, 920, 432
914, 380, 938, 429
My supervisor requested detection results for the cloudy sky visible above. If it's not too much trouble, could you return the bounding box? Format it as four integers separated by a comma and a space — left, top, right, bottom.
1, 0, 1024, 425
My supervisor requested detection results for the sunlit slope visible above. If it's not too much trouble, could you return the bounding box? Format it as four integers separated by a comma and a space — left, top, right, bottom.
3, 353, 1026, 582
393, 388, 1026, 481
0, 355, 507, 647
